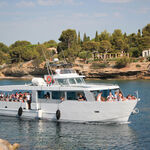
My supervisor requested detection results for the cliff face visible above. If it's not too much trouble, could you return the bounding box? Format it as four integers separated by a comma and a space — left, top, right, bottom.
74, 62, 150, 80
0, 61, 48, 79
0, 61, 150, 80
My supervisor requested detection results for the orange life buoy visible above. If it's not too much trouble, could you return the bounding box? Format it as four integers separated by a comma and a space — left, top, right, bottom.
46, 76, 52, 84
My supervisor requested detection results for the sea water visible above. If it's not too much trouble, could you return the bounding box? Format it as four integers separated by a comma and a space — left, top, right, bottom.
0, 79, 150, 150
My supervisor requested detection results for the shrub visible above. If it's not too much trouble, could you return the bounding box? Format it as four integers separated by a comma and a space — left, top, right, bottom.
115, 57, 130, 68
136, 64, 141, 68
91, 63, 108, 69
147, 57, 150, 62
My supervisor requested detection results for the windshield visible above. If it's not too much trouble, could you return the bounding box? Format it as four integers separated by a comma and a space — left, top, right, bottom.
75, 78, 84, 84
57, 79, 68, 85
69, 78, 76, 84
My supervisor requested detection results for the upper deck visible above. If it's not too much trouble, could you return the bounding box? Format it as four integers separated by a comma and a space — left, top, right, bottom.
0, 68, 119, 92
0, 82, 119, 92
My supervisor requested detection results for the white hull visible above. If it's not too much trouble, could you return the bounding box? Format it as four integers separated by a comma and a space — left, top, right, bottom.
0, 100, 137, 123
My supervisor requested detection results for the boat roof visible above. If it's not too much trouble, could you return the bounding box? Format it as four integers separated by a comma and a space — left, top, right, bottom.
0, 83, 119, 92
52, 68, 85, 79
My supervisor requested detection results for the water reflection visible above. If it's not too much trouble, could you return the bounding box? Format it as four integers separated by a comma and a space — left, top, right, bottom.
0, 113, 148, 149
14, 119, 139, 149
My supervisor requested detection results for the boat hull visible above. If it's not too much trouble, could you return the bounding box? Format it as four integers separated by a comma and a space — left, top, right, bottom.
0, 100, 138, 123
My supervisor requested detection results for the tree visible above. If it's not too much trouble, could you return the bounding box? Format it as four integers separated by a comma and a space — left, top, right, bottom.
43, 40, 57, 48
9, 45, 39, 63
95, 31, 99, 42
0, 42, 9, 53
83, 33, 90, 42
99, 40, 112, 53
128, 33, 138, 48
82, 41, 100, 52
99, 30, 111, 41
141, 24, 150, 49
10, 41, 31, 49
59, 29, 77, 49
78, 51, 92, 63
77, 31, 81, 45
141, 36, 150, 49
0, 51, 7, 65
111, 29, 127, 51
142, 24, 150, 37
130, 47, 140, 57
57, 42, 68, 53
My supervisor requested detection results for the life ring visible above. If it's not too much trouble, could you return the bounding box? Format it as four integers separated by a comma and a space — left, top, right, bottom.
46, 76, 52, 84
18, 107, 23, 117
56, 109, 61, 120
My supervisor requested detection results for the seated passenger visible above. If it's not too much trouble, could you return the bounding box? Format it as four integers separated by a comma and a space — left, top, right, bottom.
0, 92, 4, 99
78, 94, 86, 101
46, 92, 50, 99
126, 94, 132, 100
113, 91, 118, 100
107, 92, 114, 101
118, 91, 126, 101
97, 91, 103, 102
60, 96, 65, 101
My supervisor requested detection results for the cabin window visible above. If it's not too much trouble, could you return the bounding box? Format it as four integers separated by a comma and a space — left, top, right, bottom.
57, 79, 68, 85
91, 89, 120, 101
69, 78, 76, 84
67, 91, 85, 101
67, 91, 77, 100
52, 91, 65, 100
38, 91, 50, 99
76, 78, 84, 84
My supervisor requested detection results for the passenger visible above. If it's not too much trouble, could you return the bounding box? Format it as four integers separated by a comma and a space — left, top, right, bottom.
5, 95, 9, 101
15, 92, 19, 101
114, 91, 118, 101
131, 95, 136, 100
78, 94, 86, 101
0, 92, 3, 101
26, 92, 31, 109
18, 95, 23, 102
60, 96, 65, 101
126, 94, 132, 100
118, 91, 126, 101
107, 91, 114, 101
0, 92, 4, 99
97, 91, 103, 102
45, 92, 50, 99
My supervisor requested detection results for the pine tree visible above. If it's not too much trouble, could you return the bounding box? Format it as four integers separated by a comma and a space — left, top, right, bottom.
78, 31, 81, 45
83, 33, 87, 42
95, 31, 99, 42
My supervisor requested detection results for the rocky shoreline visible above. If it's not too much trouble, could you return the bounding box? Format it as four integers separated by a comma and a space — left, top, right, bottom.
0, 61, 150, 80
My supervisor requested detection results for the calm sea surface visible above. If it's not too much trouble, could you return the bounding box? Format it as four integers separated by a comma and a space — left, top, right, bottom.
0, 79, 150, 150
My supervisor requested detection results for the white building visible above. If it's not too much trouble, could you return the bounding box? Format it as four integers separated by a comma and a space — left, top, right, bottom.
142, 49, 150, 57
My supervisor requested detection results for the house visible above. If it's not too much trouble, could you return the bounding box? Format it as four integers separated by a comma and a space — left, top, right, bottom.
142, 49, 150, 57
47, 47, 57, 54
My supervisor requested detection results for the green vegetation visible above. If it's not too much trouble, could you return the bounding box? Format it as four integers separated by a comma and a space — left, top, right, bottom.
147, 57, 150, 62
115, 57, 131, 68
0, 24, 150, 67
136, 64, 141, 68
91, 63, 108, 69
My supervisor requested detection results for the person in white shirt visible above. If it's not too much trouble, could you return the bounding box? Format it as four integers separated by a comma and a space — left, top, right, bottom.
97, 91, 103, 102
107, 91, 114, 101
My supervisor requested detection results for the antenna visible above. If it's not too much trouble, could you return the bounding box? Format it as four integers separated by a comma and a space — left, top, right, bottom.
60, 47, 67, 64
41, 47, 53, 76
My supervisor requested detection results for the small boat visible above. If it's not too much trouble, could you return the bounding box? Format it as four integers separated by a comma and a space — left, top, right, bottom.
0, 68, 139, 123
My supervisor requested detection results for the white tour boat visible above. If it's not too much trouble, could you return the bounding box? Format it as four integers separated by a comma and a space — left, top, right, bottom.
0, 68, 139, 123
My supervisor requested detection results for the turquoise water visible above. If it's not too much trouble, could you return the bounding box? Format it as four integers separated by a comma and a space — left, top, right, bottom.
0, 80, 150, 150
